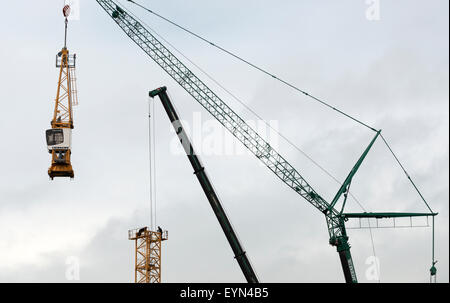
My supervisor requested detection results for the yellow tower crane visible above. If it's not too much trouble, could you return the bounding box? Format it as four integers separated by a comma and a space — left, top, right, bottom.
46, 5, 78, 179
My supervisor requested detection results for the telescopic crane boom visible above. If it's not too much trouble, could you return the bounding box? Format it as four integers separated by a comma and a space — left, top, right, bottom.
149, 86, 259, 283
95, 0, 438, 282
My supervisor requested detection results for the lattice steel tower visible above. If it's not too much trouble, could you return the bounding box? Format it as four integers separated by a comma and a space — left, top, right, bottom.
128, 227, 168, 283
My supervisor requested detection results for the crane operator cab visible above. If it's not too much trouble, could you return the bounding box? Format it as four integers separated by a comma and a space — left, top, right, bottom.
46, 128, 74, 179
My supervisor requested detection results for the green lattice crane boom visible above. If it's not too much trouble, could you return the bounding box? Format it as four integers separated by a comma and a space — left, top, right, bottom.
95, 0, 437, 283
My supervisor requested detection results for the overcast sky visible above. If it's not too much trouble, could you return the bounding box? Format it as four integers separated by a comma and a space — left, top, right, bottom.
0, 0, 448, 283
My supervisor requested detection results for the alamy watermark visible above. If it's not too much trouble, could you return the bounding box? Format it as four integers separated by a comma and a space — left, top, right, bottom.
365, 256, 381, 281
167, 112, 280, 158
65, 256, 80, 281
365, 0, 381, 21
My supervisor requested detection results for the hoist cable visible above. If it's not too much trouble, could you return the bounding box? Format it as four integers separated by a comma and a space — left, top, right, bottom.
127, 0, 378, 132
152, 98, 158, 230
148, 97, 158, 230
148, 98, 154, 229
431, 216, 437, 283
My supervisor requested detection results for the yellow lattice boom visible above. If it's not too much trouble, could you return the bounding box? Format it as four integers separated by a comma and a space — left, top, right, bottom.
46, 14, 78, 180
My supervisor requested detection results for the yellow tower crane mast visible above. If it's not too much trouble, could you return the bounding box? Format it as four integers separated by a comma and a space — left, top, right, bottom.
128, 227, 168, 283
46, 5, 78, 179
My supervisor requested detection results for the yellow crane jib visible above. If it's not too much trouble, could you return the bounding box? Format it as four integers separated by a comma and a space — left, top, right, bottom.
46, 5, 78, 180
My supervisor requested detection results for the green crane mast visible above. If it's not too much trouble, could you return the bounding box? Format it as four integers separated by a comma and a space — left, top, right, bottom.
95, 0, 437, 282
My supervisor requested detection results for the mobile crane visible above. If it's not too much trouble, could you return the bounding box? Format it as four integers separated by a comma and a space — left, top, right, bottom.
149, 86, 259, 283
95, 0, 438, 282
